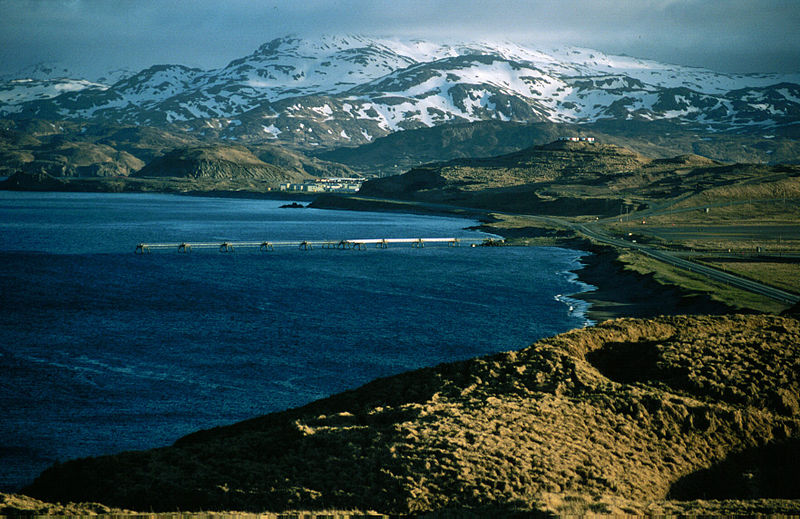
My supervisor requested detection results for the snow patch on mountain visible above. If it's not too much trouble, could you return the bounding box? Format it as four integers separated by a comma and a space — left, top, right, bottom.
0, 78, 108, 109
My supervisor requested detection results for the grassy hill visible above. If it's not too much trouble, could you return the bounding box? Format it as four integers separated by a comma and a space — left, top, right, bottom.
357, 139, 800, 217
133, 145, 307, 183
18, 141, 145, 177
0, 119, 356, 181
21, 314, 800, 516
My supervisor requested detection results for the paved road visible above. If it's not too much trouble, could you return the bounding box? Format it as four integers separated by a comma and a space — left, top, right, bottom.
571, 222, 800, 305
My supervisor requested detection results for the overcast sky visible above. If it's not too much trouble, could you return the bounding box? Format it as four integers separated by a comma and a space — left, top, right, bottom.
1, 0, 799, 79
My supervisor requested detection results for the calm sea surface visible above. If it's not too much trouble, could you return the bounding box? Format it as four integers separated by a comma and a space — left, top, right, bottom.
0, 192, 592, 491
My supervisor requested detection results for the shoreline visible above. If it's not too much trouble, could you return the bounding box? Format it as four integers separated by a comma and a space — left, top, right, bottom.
310, 193, 740, 323
2, 185, 740, 323
479, 229, 737, 323
567, 243, 736, 322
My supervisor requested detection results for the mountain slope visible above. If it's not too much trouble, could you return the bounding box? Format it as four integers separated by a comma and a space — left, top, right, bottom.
0, 118, 357, 181
2, 35, 798, 151
133, 145, 308, 183
316, 119, 800, 177
19, 142, 144, 177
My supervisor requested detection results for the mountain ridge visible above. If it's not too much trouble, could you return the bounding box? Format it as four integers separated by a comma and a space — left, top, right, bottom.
3, 35, 799, 151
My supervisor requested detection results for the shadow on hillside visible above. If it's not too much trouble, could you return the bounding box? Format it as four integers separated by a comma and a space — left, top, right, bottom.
668, 438, 800, 500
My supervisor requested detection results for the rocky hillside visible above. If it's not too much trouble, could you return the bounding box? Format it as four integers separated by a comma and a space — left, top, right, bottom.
316, 119, 800, 177
249, 142, 357, 179
17, 141, 144, 177
362, 139, 648, 189
3, 35, 799, 151
21, 314, 799, 515
316, 120, 564, 177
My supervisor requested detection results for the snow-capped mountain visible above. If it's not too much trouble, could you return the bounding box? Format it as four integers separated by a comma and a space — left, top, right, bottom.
3, 35, 799, 149
0, 77, 108, 108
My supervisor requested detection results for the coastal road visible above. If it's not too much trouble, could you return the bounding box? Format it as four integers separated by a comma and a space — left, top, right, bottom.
451, 204, 800, 306
570, 222, 800, 306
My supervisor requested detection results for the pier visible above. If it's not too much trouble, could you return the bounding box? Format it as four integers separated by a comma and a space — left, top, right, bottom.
135, 237, 502, 254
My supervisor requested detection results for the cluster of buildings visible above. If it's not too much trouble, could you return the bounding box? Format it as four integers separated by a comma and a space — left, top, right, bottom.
279, 177, 363, 193
558, 136, 596, 142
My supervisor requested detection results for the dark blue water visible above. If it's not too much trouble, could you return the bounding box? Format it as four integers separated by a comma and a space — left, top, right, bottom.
0, 192, 592, 491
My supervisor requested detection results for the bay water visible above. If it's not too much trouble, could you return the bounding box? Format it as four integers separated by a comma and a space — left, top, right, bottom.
0, 192, 592, 491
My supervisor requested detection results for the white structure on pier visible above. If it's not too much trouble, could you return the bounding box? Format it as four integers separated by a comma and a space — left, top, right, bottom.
135, 237, 502, 254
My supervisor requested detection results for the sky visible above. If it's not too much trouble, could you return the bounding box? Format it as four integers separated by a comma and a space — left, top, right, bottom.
1, 0, 799, 80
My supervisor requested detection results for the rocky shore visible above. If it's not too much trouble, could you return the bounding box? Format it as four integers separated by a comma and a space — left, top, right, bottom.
567, 244, 740, 323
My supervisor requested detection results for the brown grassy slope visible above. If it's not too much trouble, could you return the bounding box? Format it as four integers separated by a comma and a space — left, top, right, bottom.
19, 142, 145, 177
0, 492, 132, 516
250, 143, 358, 179
360, 141, 650, 194
357, 140, 800, 218
23, 315, 800, 515
315, 119, 800, 178
356, 141, 656, 216
133, 145, 309, 183
0, 121, 356, 181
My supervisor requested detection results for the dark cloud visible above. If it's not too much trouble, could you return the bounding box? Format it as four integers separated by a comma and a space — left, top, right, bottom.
1, 0, 798, 79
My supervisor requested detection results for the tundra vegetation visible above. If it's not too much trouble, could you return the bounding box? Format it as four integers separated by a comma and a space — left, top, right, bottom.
15, 315, 800, 516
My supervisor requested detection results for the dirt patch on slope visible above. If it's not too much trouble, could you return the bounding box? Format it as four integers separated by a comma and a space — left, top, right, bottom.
23, 315, 800, 516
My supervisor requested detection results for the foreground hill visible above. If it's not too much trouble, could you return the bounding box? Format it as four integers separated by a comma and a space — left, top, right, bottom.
23, 314, 800, 515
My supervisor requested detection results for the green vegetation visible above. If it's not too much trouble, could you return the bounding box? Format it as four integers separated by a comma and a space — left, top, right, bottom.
617, 251, 790, 314
698, 259, 800, 294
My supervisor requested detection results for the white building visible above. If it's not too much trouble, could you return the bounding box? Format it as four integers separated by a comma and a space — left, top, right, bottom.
558, 136, 595, 143
279, 178, 363, 193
